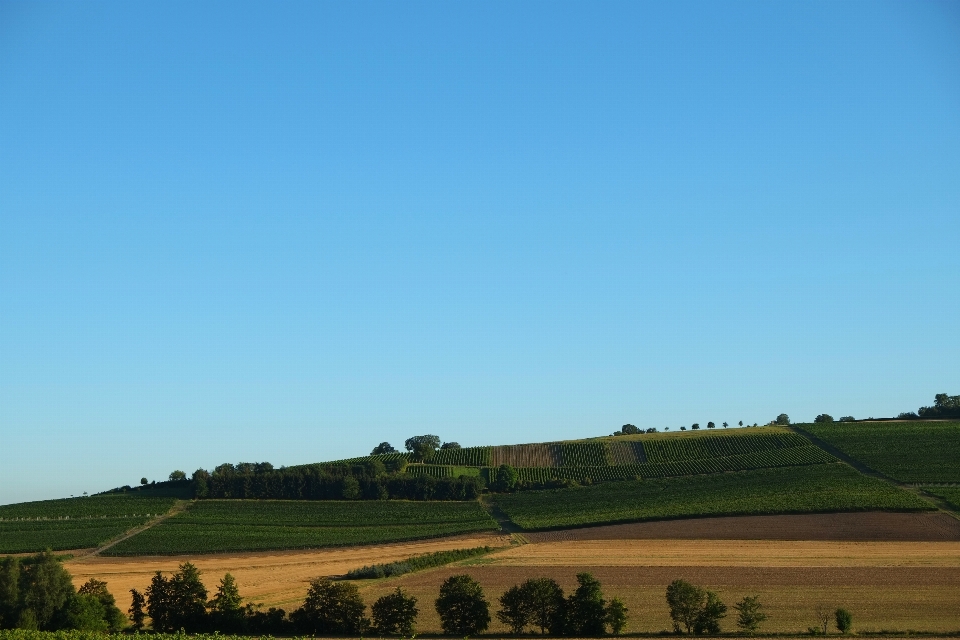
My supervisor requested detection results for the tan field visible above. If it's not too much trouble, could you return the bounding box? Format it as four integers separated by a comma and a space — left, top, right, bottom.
63, 512, 960, 634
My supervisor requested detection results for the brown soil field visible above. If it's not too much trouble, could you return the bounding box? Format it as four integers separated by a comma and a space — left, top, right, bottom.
64, 532, 510, 613
490, 443, 561, 467
526, 511, 960, 542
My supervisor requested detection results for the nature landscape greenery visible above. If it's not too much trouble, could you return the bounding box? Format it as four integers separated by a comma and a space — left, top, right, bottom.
2, 397, 959, 636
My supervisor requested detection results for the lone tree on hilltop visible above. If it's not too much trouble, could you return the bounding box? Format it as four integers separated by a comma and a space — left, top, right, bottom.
691, 423, 700, 430
707, 422, 715, 429
621, 424, 641, 435
435, 574, 490, 636
405, 435, 441, 462
776, 413, 791, 425
814, 414, 834, 423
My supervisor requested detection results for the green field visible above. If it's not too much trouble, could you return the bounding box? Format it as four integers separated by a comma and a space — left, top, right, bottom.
800, 421, 960, 483
920, 486, 960, 511
104, 499, 497, 555
0, 495, 177, 553
494, 464, 933, 530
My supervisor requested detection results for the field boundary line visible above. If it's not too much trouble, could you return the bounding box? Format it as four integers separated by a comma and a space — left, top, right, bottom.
480, 497, 522, 533
83, 499, 191, 558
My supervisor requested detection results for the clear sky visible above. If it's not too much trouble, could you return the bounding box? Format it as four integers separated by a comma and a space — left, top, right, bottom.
1, 1, 958, 505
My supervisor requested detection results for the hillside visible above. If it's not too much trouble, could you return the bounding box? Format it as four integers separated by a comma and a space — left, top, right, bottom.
1, 424, 949, 556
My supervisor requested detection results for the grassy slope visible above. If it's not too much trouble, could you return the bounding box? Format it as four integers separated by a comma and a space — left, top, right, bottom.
0, 495, 177, 554
920, 487, 960, 511
494, 463, 933, 530
104, 499, 498, 555
800, 420, 960, 483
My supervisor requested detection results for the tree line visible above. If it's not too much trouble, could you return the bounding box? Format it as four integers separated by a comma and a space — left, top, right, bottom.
2, 554, 859, 636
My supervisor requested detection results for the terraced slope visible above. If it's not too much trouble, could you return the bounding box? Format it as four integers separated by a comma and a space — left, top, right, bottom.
799, 421, 960, 483
103, 499, 498, 555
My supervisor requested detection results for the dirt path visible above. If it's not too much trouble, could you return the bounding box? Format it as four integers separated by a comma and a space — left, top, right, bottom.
84, 500, 189, 558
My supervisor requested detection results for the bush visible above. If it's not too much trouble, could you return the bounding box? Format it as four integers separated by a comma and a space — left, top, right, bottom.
839, 416, 855, 422
435, 575, 490, 636
814, 414, 834, 423
835, 608, 852, 634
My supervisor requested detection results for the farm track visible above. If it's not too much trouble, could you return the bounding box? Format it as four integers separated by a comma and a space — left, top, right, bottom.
85, 500, 189, 557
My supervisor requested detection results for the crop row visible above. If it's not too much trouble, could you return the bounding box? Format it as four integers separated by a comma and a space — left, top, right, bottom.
642, 431, 811, 464
0, 517, 148, 554
558, 442, 610, 467
495, 463, 934, 530
404, 465, 482, 479
508, 445, 835, 485
0, 495, 176, 520
431, 447, 492, 466
800, 421, 960, 484
104, 500, 497, 556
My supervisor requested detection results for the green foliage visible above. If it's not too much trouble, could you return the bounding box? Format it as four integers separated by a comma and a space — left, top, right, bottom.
145, 562, 209, 632
405, 435, 441, 462
105, 500, 496, 555
64, 596, 106, 633
432, 446, 492, 466
20, 552, 76, 630
605, 597, 628, 635
918, 392, 960, 419
0, 558, 19, 629
496, 464, 931, 530
292, 578, 368, 635
835, 608, 853, 633
75, 581, 123, 633
734, 595, 767, 632
372, 588, 418, 636
209, 574, 244, 632
522, 578, 565, 635
921, 487, 960, 511
776, 414, 791, 425
621, 424, 641, 435
371, 442, 397, 455
435, 574, 490, 636
665, 579, 725, 634
345, 546, 492, 579
493, 464, 519, 492
127, 590, 145, 632
802, 421, 960, 483
560, 442, 610, 467
566, 572, 607, 637
814, 414, 834, 423
496, 585, 528, 634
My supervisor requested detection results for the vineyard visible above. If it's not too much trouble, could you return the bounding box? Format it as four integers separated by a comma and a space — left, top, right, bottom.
800, 421, 960, 483
431, 446, 492, 466
103, 499, 497, 555
404, 465, 482, 478
0, 495, 177, 553
920, 487, 960, 512
494, 464, 934, 530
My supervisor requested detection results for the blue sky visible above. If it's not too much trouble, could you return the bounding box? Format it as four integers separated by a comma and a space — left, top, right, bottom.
1, 1, 958, 505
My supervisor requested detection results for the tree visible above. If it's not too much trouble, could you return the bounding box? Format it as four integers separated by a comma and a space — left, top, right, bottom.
521, 578, 565, 635
371, 442, 397, 455
497, 585, 529, 634
209, 574, 245, 632
605, 597, 628, 635
707, 422, 715, 429
566, 572, 607, 636
738, 421, 743, 427
621, 424, 641, 435
168, 562, 209, 631
835, 608, 852, 634
839, 416, 855, 422
691, 423, 700, 430
733, 595, 766, 633
666, 579, 725, 634
341, 476, 361, 500
775, 414, 790, 425
492, 464, 519, 492
372, 588, 418, 636
404, 435, 441, 462
20, 551, 76, 630
140, 478, 148, 486
722, 422, 728, 428
435, 574, 490, 636
66, 594, 108, 632
814, 605, 831, 634
814, 414, 834, 423
441, 441, 462, 449
77, 579, 125, 632
169, 470, 187, 481
694, 592, 726, 634
293, 578, 368, 635
128, 589, 146, 632
0, 557, 19, 629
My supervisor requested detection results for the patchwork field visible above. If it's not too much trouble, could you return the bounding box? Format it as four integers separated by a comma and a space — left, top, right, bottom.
103, 499, 498, 555
799, 421, 960, 483
494, 464, 933, 530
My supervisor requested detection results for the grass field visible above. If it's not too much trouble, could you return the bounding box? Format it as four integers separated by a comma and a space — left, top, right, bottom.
800, 421, 960, 484
103, 499, 498, 555
0, 495, 177, 553
494, 464, 933, 530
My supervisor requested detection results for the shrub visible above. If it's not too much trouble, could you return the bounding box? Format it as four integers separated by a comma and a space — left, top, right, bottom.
814, 414, 834, 423
734, 595, 767, 632
835, 608, 852, 633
